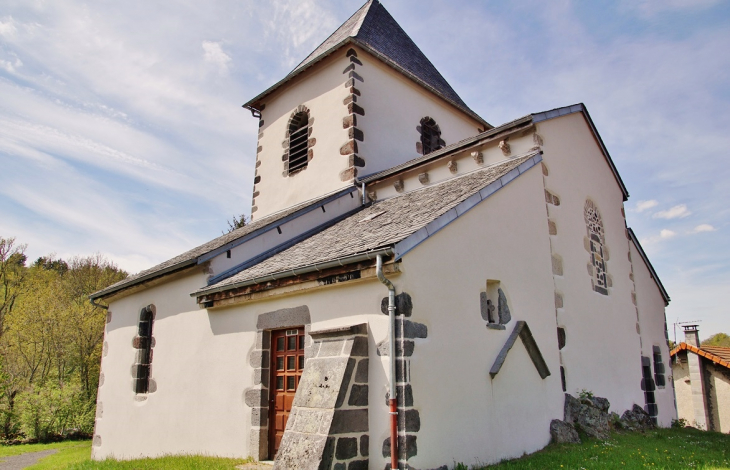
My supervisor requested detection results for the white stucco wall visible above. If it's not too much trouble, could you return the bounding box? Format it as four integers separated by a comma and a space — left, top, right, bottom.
95, 265, 397, 461
673, 355, 730, 432
631, 240, 676, 426
399, 164, 564, 467
672, 359, 694, 425
355, 47, 483, 178
254, 52, 353, 219
253, 45, 484, 220
536, 113, 646, 416
708, 363, 730, 433
94, 268, 257, 460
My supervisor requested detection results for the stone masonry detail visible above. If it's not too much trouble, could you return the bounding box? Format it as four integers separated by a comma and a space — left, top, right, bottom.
282, 105, 316, 177
246, 306, 312, 461
584, 199, 609, 295
340, 48, 365, 182
376, 292, 432, 470
274, 323, 369, 470
251, 110, 265, 218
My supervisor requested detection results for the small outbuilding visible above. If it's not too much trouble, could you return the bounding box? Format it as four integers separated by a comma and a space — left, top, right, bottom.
671, 325, 730, 433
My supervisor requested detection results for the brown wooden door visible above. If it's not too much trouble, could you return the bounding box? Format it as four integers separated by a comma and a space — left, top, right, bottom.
269, 327, 305, 458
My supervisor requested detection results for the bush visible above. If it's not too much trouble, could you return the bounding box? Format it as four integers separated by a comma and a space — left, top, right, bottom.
15, 380, 94, 442
671, 417, 688, 428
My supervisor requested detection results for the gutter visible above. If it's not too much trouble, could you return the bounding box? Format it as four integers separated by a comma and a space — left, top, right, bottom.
192, 247, 394, 299
357, 115, 533, 184
90, 259, 197, 301
627, 228, 670, 305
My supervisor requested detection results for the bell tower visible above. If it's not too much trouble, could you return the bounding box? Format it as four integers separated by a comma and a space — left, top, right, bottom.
244, 0, 490, 220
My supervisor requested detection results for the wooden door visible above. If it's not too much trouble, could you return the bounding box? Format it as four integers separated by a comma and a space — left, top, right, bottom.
268, 327, 305, 458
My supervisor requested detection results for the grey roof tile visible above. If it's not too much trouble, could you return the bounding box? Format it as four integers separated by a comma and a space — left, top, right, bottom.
91, 190, 352, 299
199, 155, 532, 294
245, 0, 489, 127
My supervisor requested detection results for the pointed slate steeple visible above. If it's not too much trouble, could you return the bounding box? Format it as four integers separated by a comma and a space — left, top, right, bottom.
245, 0, 488, 128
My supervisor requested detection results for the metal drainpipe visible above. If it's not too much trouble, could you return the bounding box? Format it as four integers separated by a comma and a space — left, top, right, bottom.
376, 254, 398, 469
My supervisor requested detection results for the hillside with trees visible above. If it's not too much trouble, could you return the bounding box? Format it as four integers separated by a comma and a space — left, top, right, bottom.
0, 237, 127, 442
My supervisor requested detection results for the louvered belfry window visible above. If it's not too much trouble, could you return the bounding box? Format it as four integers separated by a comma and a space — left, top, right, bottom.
134, 306, 154, 394
287, 112, 309, 174
419, 117, 443, 155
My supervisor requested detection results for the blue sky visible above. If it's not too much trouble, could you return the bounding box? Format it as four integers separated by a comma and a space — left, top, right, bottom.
0, 0, 727, 339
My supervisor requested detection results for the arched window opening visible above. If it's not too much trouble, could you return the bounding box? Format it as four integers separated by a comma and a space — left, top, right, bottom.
134, 305, 154, 394
584, 199, 609, 295
419, 117, 444, 155
287, 111, 310, 174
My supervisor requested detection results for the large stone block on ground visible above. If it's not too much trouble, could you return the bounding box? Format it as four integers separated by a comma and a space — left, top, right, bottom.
550, 419, 580, 444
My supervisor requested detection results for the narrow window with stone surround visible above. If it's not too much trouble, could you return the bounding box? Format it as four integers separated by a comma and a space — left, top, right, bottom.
584, 199, 609, 295
287, 111, 310, 174
653, 346, 666, 388
134, 305, 154, 394
418, 117, 444, 155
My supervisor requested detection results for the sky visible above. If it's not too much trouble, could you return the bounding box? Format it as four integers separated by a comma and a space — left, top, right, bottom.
0, 0, 728, 339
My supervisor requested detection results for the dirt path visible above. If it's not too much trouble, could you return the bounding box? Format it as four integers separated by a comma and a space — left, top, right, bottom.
0, 449, 57, 470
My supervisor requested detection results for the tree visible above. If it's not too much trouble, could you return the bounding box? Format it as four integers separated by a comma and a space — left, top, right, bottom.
224, 213, 248, 233
0, 237, 27, 337
702, 333, 730, 348
0, 239, 127, 440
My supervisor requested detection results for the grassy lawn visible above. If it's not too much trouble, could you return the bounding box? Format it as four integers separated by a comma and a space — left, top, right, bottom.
0, 440, 252, 469
2, 427, 728, 469
475, 427, 730, 469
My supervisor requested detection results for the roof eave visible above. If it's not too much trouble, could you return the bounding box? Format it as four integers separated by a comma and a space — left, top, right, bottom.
242, 38, 491, 130
532, 104, 629, 201
192, 246, 395, 299
670, 343, 730, 369
243, 38, 358, 110
627, 227, 670, 306
358, 115, 533, 184
89, 258, 198, 301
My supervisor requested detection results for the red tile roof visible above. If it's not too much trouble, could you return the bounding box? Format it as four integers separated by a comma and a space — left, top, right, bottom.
671, 343, 730, 369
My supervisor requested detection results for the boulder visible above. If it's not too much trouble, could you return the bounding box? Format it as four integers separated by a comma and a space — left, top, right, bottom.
619, 404, 655, 432
550, 419, 581, 444
563, 394, 611, 440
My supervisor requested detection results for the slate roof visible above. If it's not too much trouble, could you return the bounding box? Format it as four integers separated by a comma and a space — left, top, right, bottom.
196, 154, 534, 295
671, 343, 730, 370
359, 103, 630, 202
90, 189, 355, 300
244, 0, 489, 128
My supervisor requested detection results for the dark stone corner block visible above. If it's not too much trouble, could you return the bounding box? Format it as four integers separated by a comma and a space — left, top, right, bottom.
381, 292, 413, 316
331, 409, 368, 434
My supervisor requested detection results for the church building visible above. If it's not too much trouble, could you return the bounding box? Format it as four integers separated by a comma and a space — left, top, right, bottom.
90, 1, 676, 468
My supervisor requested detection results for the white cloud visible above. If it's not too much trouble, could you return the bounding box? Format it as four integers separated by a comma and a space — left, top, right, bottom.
0, 17, 18, 38
653, 204, 692, 219
640, 228, 677, 246
0, 57, 22, 73
691, 224, 716, 233
636, 200, 658, 212
202, 41, 231, 72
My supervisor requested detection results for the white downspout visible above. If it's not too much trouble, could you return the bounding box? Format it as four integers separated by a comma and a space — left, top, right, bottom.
376, 254, 398, 469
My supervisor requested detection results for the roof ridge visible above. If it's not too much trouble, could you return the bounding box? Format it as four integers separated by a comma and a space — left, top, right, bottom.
350, 0, 375, 36
291, 0, 374, 73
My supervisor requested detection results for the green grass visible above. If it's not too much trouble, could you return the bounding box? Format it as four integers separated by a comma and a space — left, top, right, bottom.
28, 441, 91, 469
0, 440, 252, 469
0, 440, 87, 458
470, 427, 730, 469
